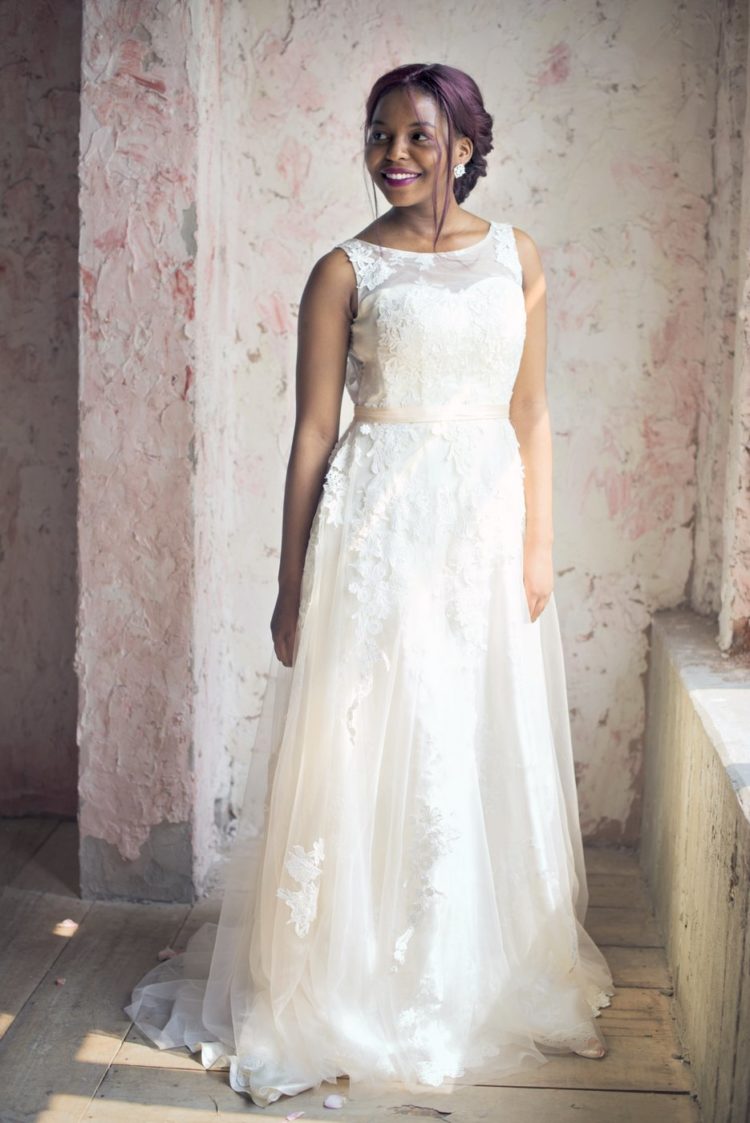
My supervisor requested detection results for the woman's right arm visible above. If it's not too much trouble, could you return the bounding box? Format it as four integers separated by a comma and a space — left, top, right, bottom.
271, 248, 355, 667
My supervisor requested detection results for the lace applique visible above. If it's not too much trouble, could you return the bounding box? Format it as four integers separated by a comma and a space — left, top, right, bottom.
397, 969, 453, 1084
276, 838, 325, 938
391, 795, 461, 971
344, 422, 424, 672
394, 966, 500, 1085
337, 229, 526, 410
298, 432, 365, 630
337, 239, 402, 297
304, 418, 526, 684
492, 221, 523, 286
392, 927, 413, 968
368, 284, 524, 409
297, 511, 319, 635
317, 441, 350, 527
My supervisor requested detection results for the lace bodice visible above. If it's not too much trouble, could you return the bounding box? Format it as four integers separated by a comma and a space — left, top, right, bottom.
336, 221, 526, 409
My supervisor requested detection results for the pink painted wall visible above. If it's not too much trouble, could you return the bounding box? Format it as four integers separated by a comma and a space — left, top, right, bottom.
0, 1, 81, 816
77, 0, 202, 899
191, 0, 236, 891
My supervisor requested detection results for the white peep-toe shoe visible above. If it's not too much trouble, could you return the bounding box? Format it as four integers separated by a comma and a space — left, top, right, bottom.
574, 1035, 608, 1059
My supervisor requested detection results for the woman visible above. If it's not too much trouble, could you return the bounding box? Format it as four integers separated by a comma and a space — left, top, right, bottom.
127, 61, 615, 1109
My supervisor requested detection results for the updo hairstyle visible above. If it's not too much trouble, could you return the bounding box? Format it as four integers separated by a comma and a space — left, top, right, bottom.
364, 63, 494, 239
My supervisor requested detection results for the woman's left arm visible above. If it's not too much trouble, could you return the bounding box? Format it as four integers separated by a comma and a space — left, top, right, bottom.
509, 227, 554, 623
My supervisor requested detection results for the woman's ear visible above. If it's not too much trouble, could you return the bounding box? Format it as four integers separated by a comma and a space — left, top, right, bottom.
455, 135, 473, 166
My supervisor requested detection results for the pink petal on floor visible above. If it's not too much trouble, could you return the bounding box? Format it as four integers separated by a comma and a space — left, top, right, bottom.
157, 946, 178, 961
54, 977, 66, 986
286, 1113, 306, 1120
324, 1094, 346, 1109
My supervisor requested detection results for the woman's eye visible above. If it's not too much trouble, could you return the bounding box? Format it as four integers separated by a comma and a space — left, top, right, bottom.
367, 130, 431, 144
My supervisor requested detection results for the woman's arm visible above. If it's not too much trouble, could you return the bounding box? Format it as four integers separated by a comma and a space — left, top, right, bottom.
509, 228, 554, 623
272, 249, 354, 666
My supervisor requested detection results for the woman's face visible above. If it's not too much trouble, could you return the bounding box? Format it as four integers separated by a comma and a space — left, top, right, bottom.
364, 87, 470, 209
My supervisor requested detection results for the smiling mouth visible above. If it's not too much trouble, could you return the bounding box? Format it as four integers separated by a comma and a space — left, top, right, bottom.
382, 170, 422, 185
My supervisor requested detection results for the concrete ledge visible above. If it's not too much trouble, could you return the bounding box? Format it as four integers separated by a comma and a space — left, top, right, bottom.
641, 609, 750, 1123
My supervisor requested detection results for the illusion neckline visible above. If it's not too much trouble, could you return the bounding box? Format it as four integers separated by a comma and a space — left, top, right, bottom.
350, 221, 495, 257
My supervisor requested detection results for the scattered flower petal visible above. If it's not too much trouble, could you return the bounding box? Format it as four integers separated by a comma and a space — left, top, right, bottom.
286, 1113, 306, 1120
53, 917, 79, 937
157, 947, 177, 961
54, 977, 66, 986
324, 1093, 346, 1109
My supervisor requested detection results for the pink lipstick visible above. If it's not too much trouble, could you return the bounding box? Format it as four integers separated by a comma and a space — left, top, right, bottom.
381, 167, 422, 188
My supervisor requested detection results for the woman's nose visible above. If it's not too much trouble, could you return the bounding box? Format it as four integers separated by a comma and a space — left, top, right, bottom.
385, 133, 410, 161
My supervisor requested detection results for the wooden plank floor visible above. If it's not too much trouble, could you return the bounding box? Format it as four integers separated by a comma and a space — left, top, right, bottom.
0, 820, 702, 1123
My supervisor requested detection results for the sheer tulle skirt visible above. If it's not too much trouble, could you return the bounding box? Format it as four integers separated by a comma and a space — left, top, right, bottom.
125, 419, 615, 1107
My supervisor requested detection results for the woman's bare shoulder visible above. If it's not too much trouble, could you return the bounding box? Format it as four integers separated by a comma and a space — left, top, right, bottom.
511, 226, 542, 257
303, 245, 358, 292
510, 226, 544, 284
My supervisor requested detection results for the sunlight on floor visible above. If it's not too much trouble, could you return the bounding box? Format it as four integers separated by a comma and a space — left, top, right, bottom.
37, 1094, 92, 1122
73, 1030, 125, 1064
52, 917, 79, 937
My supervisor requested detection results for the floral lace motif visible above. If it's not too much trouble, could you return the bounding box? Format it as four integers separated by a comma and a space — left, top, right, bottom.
336, 238, 402, 297
276, 839, 325, 938
492, 221, 524, 285
339, 421, 524, 671
392, 796, 462, 971
335, 223, 526, 411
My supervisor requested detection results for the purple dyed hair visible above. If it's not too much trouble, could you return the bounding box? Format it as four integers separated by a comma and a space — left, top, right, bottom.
364, 63, 494, 246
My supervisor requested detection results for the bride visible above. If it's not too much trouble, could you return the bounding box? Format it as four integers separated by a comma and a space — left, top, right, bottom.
126, 60, 615, 1108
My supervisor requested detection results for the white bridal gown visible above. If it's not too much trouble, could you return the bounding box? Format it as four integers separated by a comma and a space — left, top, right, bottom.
126, 220, 615, 1107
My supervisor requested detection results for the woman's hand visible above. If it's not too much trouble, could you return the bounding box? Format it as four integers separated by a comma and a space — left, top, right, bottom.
523, 538, 553, 623
271, 584, 301, 667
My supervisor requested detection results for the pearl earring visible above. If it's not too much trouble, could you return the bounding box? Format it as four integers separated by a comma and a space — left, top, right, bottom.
453, 163, 466, 179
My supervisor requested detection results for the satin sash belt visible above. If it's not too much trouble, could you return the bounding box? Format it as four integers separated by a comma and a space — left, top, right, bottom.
353, 403, 510, 423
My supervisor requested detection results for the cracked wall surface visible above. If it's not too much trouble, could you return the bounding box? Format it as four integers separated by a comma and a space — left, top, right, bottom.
718, 7, 750, 653
77, 0, 201, 893
0, 1, 81, 815
692, 1, 747, 618
693, 0, 750, 658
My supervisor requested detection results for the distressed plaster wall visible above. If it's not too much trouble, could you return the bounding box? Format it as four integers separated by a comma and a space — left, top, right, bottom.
77, 0, 245, 900
692, 0, 747, 620
216, 0, 718, 847
718, 9, 750, 653
0, 1, 81, 816
190, 0, 237, 890
77, 0, 206, 899
692, 0, 750, 658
